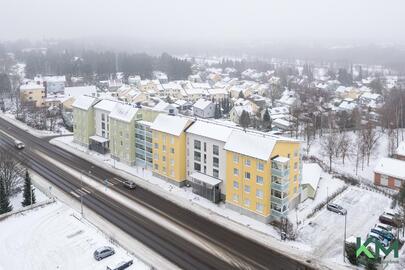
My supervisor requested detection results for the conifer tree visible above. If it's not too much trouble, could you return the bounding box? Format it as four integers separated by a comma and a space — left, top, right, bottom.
22, 171, 35, 207
0, 180, 12, 214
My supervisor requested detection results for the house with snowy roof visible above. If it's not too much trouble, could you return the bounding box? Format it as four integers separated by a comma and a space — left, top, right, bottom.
193, 99, 215, 118
300, 163, 322, 201
72, 95, 98, 147
395, 141, 405, 161
374, 157, 405, 189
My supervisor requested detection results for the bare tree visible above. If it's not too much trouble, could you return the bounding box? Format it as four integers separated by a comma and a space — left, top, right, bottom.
338, 132, 352, 165
354, 131, 365, 175
321, 130, 339, 173
361, 123, 381, 166
0, 151, 23, 197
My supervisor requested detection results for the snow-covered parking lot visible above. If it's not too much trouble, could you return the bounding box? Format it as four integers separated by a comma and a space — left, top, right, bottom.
0, 202, 150, 270
298, 186, 392, 265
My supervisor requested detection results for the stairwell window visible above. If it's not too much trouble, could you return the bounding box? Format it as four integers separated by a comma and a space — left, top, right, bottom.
245, 159, 251, 167
257, 162, 264, 171
244, 172, 251, 180
233, 181, 239, 189
256, 176, 263, 185
233, 154, 239, 163
233, 168, 239, 176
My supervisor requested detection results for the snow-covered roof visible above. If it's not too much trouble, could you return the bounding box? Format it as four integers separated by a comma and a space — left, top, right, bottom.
302, 163, 322, 190
153, 101, 171, 111
150, 114, 191, 136
186, 120, 233, 142
109, 103, 138, 123
190, 171, 221, 186
374, 157, 405, 180
72, 95, 97, 110
232, 105, 253, 116
396, 141, 405, 157
65, 85, 97, 99
224, 130, 277, 160
93, 99, 118, 112
20, 82, 44, 91
207, 88, 228, 95
193, 99, 213, 110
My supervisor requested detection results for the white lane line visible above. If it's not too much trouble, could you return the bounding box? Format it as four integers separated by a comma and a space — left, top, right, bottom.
70, 191, 80, 198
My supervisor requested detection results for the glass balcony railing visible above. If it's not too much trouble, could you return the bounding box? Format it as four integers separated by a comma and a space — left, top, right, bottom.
271, 168, 290, 178
271, 208, 289, 218
271, 181, 289, 191
271, 195, 289, 205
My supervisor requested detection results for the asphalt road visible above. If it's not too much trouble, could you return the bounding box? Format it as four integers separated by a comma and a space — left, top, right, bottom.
0, 117, 316, 270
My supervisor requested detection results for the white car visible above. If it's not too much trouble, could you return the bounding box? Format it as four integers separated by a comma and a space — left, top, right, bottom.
14, 140, 25, 149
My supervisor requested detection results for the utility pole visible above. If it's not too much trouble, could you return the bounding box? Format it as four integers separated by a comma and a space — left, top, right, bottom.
80, 171, 83, 218
343, 212, 347, 262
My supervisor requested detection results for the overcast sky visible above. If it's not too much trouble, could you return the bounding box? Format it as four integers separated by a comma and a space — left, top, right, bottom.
1, 0, 404, 44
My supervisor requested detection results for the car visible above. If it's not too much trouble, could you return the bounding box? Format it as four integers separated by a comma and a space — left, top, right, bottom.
384, 210, 398, 219
368, 232, 389, 247
371, 227, 395, 242
375, 223, 393, 232
14, 140, 25, 149
106, 260, 133, 270
123, 180, 136, 189
379, 214, 400, 227
93, 246, 115, 261
326, 203, 347, 215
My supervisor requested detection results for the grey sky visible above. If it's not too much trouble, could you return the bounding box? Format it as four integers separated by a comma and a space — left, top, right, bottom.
1, 0, 404, 44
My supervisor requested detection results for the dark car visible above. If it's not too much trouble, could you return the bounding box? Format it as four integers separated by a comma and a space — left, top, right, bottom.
326, 203, 347, 215
379, 214, 400, 228
107, 260, 133, 270
123, 180, 136, 189
14, 140, 25, 149
94, 246, 115, 261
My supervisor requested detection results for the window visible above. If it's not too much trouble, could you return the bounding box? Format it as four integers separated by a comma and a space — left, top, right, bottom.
194, 140, 201, 150
213, 168, 219, 178
256, 189, 263, 199
162, 145, 166, 152
232, 194, 239, 202
162, 156, 166, 162
154, 153, 158, 160
233, 154, 239, 163
213, 145, 219, 156
294, 162, 298, 170
213, 157, 219, 168
170, 148, 175, 154
294, 149, 299, 157
162, 166, 166, 173
257, 162, 264, 171
194, 151, 201, 162
256, 203, 264, 213
245, 159, 251, 166
101, 122, 105, 129
381, 175, 388, 186
154, 143, 158, 149
170, 158, 174, 166
204, 142, 207, 152
154, 164, 159, 170
244, 199, 251, 207
244, 185, 250, 193
194, 162, 201, 171
256, 176, 263, 185
101, 113, 105, 121
162, 134, 166, 142
233, 168, 239, 176
244, 172, 251, 180
294, 175, 297, 182
287, 154, 290, 158
395, 179, 402, 187
170, 136, 174, 144
233, 181, 239, 189
170, 169, 174, 177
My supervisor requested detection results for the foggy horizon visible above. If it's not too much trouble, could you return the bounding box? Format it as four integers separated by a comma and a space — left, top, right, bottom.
1, 0, 405, 46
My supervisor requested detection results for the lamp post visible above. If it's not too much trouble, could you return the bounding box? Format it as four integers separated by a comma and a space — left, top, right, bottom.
80, 170, 84, 217
343, 211, 347, 262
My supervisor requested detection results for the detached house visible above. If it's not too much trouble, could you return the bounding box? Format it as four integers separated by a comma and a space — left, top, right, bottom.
374, 157, 405, 189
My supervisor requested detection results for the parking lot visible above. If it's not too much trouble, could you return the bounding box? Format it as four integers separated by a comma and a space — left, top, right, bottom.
298, 186, 392, 264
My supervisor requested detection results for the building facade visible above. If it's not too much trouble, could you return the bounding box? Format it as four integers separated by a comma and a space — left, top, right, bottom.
72, 96, 98, 147
20, 82, 46, 108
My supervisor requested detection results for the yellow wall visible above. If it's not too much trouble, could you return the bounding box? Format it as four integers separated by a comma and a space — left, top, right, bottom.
152, 131, 187, 183
225, 152, 271, 217
20, 88, 46, 107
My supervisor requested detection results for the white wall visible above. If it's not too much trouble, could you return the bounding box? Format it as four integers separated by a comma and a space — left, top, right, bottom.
94, 108, 110, 138
186, 133, 227, 195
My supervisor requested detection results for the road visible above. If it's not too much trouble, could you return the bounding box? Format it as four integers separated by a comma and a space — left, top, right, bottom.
0, 117, 316, 270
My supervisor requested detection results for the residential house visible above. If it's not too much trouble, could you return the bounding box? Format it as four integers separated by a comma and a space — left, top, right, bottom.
20, 82, 46, 108
193, 99, 215, 118
300, 163, 322, 201
374, 158, 405, 189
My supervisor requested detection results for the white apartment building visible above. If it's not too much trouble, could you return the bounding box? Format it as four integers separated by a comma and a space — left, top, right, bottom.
186, 120, 233, 202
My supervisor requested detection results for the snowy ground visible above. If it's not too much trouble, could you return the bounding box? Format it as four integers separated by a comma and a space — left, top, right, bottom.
297, 186, 392, 267
0, 112, 72, 138
9, 183, 48, 212
0, 202, 150, 270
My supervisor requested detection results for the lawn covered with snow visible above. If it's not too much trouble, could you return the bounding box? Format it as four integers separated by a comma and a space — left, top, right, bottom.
0, 202, 150, 270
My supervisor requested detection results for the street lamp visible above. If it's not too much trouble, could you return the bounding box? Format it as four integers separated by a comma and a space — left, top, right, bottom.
343, 211, 347, 262
80, 170, 84, 217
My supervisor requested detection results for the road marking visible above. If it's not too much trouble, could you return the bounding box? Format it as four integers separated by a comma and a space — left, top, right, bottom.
70, 191, 80, 198
82, 188, 91, 194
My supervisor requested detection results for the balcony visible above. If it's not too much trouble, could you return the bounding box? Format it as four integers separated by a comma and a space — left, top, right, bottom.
271, 208, 289, 218
271, 181, 289, 191
271, 167, 289, 178
271, 195, 289, 205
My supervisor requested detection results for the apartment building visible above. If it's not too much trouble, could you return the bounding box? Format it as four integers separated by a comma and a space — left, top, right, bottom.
109, 103, 141, 166
151, 114, 193, 186
20, 82, 46, 108
135, 108, 160, 168
186, 121, 233, 202
224, 130, 301, 223
72, 95, 98, 147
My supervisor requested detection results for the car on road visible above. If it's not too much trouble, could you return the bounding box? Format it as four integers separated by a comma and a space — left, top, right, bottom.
371, 227, 395, 242
14, 140, 25, 149
326, 203, 347, 215
107, 260, 133, 270
368, 232, 389, 247
123, 180, 136, 189
93, 246, 115, 261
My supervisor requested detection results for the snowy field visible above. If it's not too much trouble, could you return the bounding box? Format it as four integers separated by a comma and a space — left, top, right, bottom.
9, 183, 48, 212
0, 202, 150, 270
297, 186, 392, 266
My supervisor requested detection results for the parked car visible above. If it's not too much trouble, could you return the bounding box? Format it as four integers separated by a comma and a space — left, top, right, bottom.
384, 210, 398, 219
107, 260, 133, 270
371, 227, 395, 242
93, 246, 115, 261
326, 203, 347, 215
375, 223, 393, 232
14, 140, 25, 149
379, 214, 400, 227
123, 180, 136, 189
368, 232, 389, 247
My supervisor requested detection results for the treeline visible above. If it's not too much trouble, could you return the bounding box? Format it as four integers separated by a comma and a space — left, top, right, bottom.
16, 49, 192, 81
